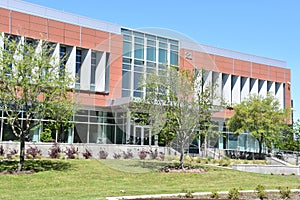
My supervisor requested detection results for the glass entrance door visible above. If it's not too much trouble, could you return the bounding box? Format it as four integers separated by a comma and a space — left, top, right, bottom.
134, 126, 152, 145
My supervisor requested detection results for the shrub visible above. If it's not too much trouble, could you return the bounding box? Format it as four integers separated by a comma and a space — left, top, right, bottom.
193, 157, 201, 163
65, 146, 78, 159
228, 188, 239, 200
255, 184, 268, 200
82, 148, 92, 159
202, 158, 209, 164
26, 145, 42, 159
278, 186, 291, 199
99, 149, 108, 159
138, 150, 147, 160
40, 128, 53, 142
218, 159, 231, 166
210, 190, 220, 199
7, 148, 18, 159
48, 143, 62, 159
159, 152, 165, 161
149, 149, 158, 159
113, 152, 122, 159
123, 150, 133, 159
0, 145, 5, 156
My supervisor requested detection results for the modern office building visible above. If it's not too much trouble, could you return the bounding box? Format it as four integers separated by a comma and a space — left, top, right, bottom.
0, 0, 291, 152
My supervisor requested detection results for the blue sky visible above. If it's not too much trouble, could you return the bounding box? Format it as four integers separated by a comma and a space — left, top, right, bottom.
23, 0, 300, 121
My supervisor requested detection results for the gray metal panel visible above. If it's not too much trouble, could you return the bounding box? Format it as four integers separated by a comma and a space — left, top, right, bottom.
181, 40, 286, 68
0, 0, 121, 34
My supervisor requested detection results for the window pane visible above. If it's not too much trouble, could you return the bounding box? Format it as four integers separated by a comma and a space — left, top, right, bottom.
134, 72, 143, 90
159, 42, 167, 49
122, 89, 130, 97
170, 45, 178, 51
170, 51, 178, 66
91, 52, 96, 84
147, 40, 156, 46
157, 37, 167, 43
134, 44, 144, 59
133, 91, 143, 98
134, 37, 144, 44
122, 63, 131, 70
147, 46, 156, 61
133, 31, 144, 37
146, 34, 156, 40
134, 65, 144, 72
159, 49, 167, 63
122, 70, 131, 89
123, 35, 132, 41
123, 42, 132, 57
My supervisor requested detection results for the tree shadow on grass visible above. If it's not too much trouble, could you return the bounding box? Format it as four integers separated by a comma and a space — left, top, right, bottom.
0, 160, 71, 173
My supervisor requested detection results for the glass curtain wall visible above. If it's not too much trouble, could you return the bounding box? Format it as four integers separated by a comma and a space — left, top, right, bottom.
121, 28, 179, 98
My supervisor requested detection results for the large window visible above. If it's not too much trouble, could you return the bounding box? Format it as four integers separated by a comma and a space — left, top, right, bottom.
90, 51, 96, 91
121, 28, 179, 98
75, 49, 82, 85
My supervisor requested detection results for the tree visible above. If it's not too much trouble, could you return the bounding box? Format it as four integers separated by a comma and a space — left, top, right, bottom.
131, 67, 220, 168
0, 35, 76, 171
227, 94, 289, 158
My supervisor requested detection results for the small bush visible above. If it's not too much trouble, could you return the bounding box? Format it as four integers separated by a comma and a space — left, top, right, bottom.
159, 152, 165, 161
138, 150, 148, 160
99, 149, 108, 159
0, 145, 5, 156
228, 188, 239, 200
193, 157, 201, 163
65, 146, 78, 159
48, 143, 62, 159
149, 149, 158, 159
123, 150, 133, 159
7, 148, 18, 159
255, 184, 268, 200
113, 152, 122, 159
40, 128, 53, 142
278, 186, 291, 199
202, 158, 209, 164
82, 148, 92, 159
26, 145, 42, 159
210, 190, 220, 199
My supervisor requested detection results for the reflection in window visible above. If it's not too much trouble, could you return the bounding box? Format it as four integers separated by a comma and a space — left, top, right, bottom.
123, 41, 132, 57
159, 49, 167, 63
134, 44, 144, 59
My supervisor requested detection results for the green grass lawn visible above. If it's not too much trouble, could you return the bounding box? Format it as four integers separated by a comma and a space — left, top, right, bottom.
0, 159, 299, 200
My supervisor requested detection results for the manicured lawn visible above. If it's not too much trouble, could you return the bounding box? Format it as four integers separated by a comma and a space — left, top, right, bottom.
0, 159, 299, 200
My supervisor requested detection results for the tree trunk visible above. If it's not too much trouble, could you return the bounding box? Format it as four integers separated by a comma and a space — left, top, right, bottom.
179, 145, 184, 169
18, 133, 25, 172
258, 140, 263, 160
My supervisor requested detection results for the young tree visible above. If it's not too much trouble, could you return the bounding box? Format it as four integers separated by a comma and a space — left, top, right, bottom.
227, 94, 289, 158
0, 36, 76, 171
131, 67, 220, 168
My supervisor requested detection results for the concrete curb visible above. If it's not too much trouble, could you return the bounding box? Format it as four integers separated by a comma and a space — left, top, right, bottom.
107, 189, 300, 199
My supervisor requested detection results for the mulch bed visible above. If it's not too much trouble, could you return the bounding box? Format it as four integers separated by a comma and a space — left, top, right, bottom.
159, 165, 206, 173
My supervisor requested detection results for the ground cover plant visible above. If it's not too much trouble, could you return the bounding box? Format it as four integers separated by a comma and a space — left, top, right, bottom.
0, 159, 299, 199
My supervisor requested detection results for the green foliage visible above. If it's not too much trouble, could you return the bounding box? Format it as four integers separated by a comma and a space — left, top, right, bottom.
210, 190, 220, 199
255, 184, 268, 200
278, 186, 291, 199
227, 188, 239, 200
130, 67, 222, 168
227, 94, 289, 156
40, 128, 53, 142
0, 35, 77, 169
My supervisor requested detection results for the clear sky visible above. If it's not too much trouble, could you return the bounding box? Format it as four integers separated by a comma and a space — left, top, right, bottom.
22, 0, 300, 121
